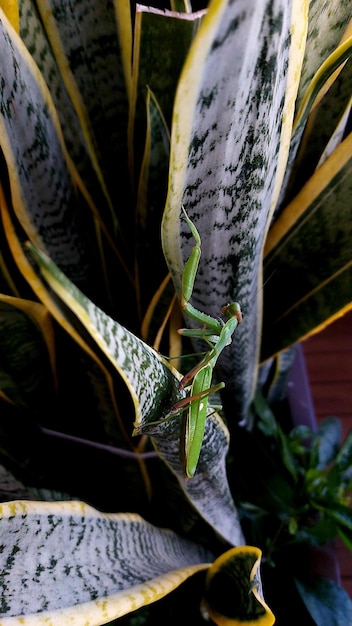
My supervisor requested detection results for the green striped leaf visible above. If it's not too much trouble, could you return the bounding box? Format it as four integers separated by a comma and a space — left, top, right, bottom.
162, 0, 308, 423
131, 3, 204, 135
135, 88, 171, 317
18, 0, 115, 225
28, 243, 245, 546
0, 500, 212, 624
279, 34, 352, 209
285, 58, 352, 195
203, 546, 275, 625
296, 0, 352, 110
27, 242, 183, 426
262, 132, 352, 359
149, 409, 245, 546
0, 9, 97, 289
0, 295, 55, 409
35, 0, 130, 218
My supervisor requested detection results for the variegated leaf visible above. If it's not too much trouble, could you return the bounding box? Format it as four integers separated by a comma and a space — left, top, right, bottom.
131, 4, 205, 135
0, 500, 212, 624
28, 243, 245, 546
162, 0, 308, 424
18, 0, 114, 223
0, 9, 96, 289
278, 33, 352, 209
203, 546, 275, 626
35, 0, 130, 217
0, 465, 37, 502
262, 132, 352, 358
135, 88, 171, 318
0, 0, 19, 31
285, 57, 352, 194
0, 464, 72, 503
28, 243, 183, 426
144, 408, 245, 546
296, 0, 352, 109
0, 295, 55, 409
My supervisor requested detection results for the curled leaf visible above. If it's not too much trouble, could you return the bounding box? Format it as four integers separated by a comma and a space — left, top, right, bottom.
203, 546, 275, 625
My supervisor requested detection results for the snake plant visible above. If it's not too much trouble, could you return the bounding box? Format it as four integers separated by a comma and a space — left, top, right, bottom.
0, 0, 351, 624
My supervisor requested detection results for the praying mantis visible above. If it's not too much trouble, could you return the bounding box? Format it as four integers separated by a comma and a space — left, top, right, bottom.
163, 208, 242, 478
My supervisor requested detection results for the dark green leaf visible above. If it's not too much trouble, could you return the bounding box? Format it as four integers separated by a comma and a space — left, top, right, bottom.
253, 392, 278, 438
335, 428, 352, 471
314, 502, 352, 531
310, 417, 342, 469
337, 526, 352, 552
295, 576, 352, 626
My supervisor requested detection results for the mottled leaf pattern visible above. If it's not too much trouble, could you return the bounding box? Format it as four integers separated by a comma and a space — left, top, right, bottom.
29, 243, 244, 546
18, 0, 113, 220
35, 0, 130, 214
262, 133, 352, 357
296, 0, 352, 109
286, 57, 352, 193
146, 409, 245, 546
28, 243, 183, 425
204, 547, 275, 625
0, 9, 94, 287
0, 500, 212, 624
0, 1, 351, 624
277, 34, 352, 210
0, 295, 55, 408
132, 4, 204, 133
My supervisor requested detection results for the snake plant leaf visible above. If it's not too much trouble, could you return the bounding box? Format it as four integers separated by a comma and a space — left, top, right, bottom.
162, 0, 308, 424
149, 409, 245, 546
296, 0, 352, 110
113, 0, 133, 105
0, 464, 73, 502
28, 242, 183, 428
171, 0, 192, 12
0, 500, 213, 625
17, 0, 115, 225
34, 0, 130, 219
203, 546, 275, 626
28, 243, 245, 546
131, 4, 205, 136
279, 33, 352, 209
0, 295, 55, 409
0, 0, 19, 31
0, 465, 37, 502
0, 9, 100, 292
286, 57, 352, 194
0, 182, 117, 387
317, 96, 352, 166
0, 185, 142, 454
136, 89, 170, 233
262, 132, 352, 359
135, 88, 171, 318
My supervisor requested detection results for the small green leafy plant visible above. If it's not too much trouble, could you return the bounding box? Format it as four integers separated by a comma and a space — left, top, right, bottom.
231, 394, 352, 623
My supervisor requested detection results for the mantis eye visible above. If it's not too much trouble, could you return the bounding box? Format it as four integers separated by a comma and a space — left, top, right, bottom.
221, 301, 242, 323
